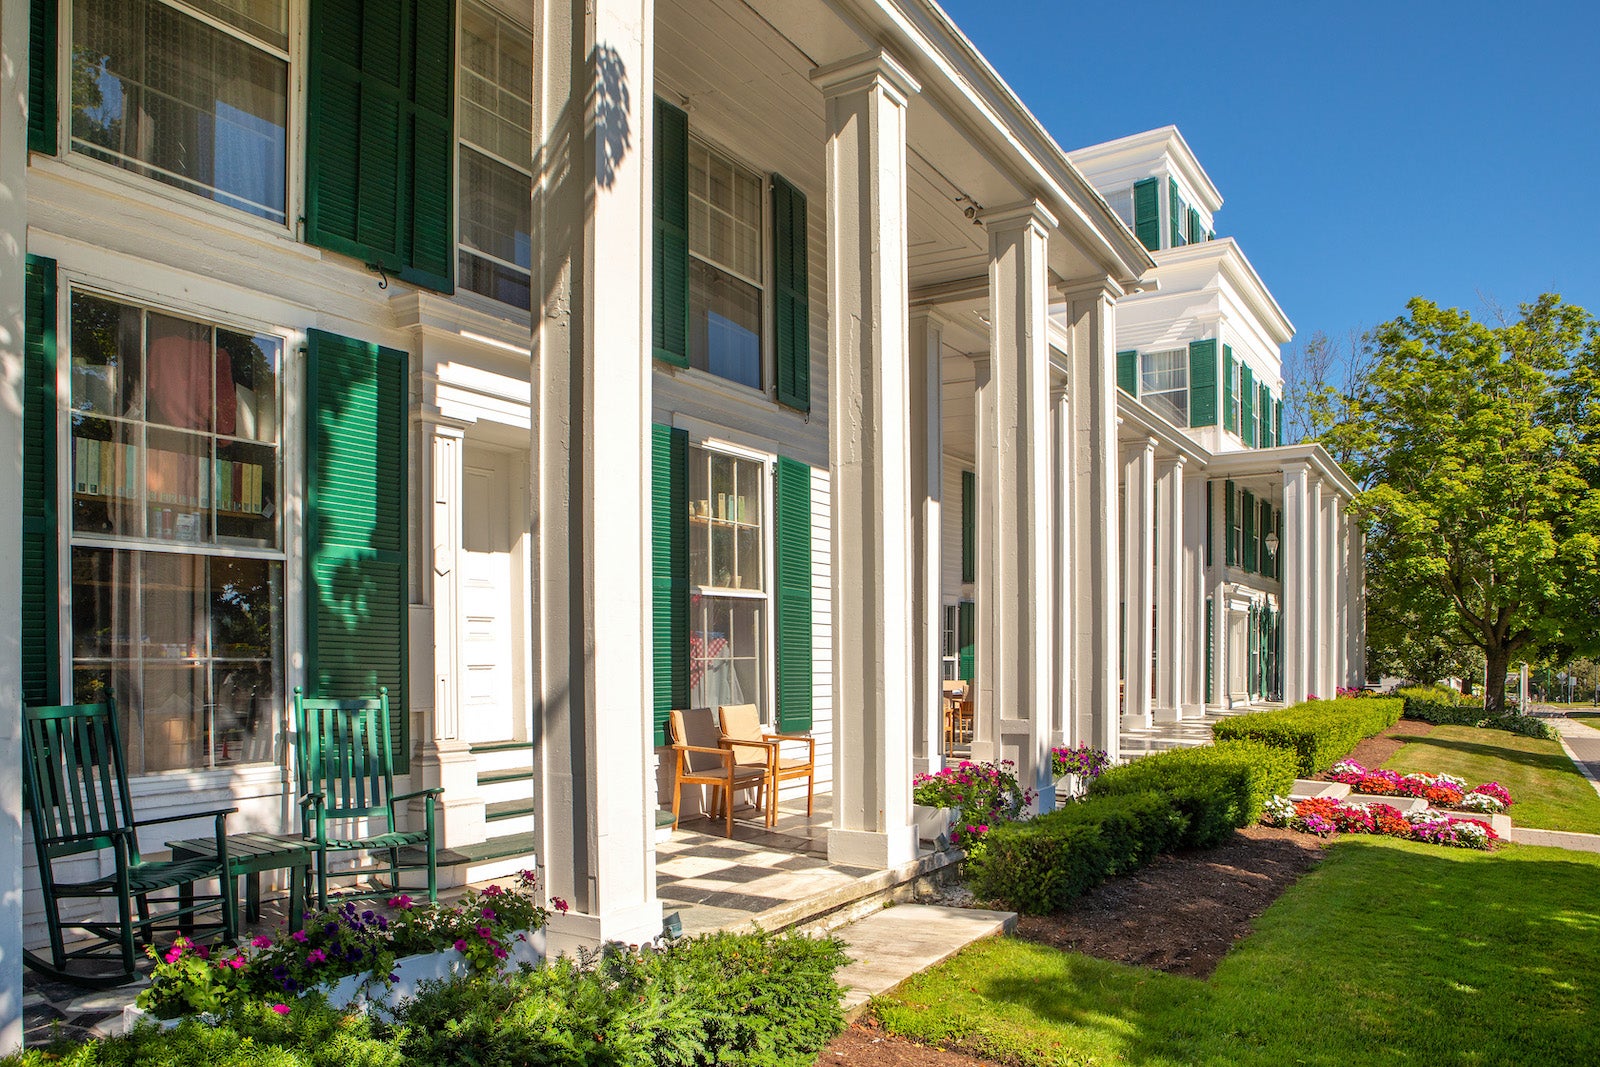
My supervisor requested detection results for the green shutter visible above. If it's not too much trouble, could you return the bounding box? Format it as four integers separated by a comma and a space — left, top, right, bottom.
1224, 480, 1237, 567
1188, 339, 1217, 427
957, 600, 975, 684
21, 255, 59, 705
306, 0, 454, 293
1276, 398, 1284, 445
961, 469, 976, 584
772, 174, 810, 411
1222, 345, 1236, 433
652, 97, 690, 368
1168, 180, 1183, 247
1117, 350, 1139, 397
774, 457, 813, 733
1187, 207, 1201, 245
1240, 364, 1256, 447
1242, 490, 1257, 573
29, 0, 58, 155
1205, 481, 1213, 567
305, 330, 411, 772
651, 425, 689, 745
1205, 595, 1214, 704
1133, 178, 1160, 251
1257, 384, 1273, 447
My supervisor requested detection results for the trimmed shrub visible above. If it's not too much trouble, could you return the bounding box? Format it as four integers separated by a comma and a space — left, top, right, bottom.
1399, 685, 1484, 726
1211, 698, 1403, 775
966, 792, 1188, 914
1088, 740, 1299, 838
1479, 714, 1559, 740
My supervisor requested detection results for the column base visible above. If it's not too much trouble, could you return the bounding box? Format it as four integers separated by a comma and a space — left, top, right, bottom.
828, 826, 918, 870
1152, 705, 1183, 723
1031, 783, 1057, 814
542, 897, 665, 957
912, 755, 944, 776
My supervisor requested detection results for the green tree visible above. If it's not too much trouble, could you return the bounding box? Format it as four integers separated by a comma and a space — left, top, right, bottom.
1322, 294, 1600, 713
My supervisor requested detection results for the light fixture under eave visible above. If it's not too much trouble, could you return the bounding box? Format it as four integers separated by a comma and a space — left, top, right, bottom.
1265, 530, 1280, 556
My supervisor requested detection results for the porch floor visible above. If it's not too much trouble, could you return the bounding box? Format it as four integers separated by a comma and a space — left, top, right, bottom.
1118, 701, 1277, 760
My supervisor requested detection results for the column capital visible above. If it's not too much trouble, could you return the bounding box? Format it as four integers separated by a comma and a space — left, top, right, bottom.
1054, 277, 1126, 304
811, 50, 921, 103
1156, 453, 1186, 474
909, 306, 956, 332
980, 199, 1059, 238
1122, 435, 1158, 463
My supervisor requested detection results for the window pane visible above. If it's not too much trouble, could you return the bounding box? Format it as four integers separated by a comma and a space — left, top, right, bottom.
1141, 348, 1188, 426
146, 312, 213, 432
72, 547, 134, 659
72, 417, 144, 537
145, 427, 211, 543
688, 447, 764, 592
141, 551, 205, 657
217, 329, 280, 443
459, 2, 533, 310
690, 260, 761, 390
184, 0, 288, 49
459, 146, 531, 309
215, 438, 278, 547
688, 141, 761, 281
141, 661, 204, 772
71, 0, 288, 223
689, 596, 765, 717
70, 292, 142, 419
459, 2, 532, 166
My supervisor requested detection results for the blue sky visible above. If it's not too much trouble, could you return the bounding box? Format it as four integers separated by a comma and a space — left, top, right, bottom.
939, 0, 1599, 358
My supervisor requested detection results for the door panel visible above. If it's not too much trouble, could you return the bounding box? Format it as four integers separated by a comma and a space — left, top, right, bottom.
461, 447, 520, 743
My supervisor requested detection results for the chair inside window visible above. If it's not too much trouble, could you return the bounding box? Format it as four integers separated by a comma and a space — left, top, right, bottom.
22, 696, 236, 985
293, 687, 442, 908
716, 703, 816, 827
667, 708, 769, 836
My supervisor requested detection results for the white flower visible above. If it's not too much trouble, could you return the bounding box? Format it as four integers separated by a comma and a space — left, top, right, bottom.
1435, 773, 1468, 790
1330, 761, 1365, 777
1261, 795, 1297, 828
1458, 792, 1505, 814
1405, 809, 1450, 827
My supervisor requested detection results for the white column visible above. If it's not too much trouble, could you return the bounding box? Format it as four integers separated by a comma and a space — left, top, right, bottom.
909, 310, 945, 775
1153, 456, 1186, 721
1280, 463, 1312, 704
1061, 285, 1122, 762
1348, 524, 1366, 687
415, 416, 485, 861
969, 202, 1056, 811
1182, 471, 1209, 714
812, 51, 921, 870
1322, 492, 1342, 697
1121, 437, 1157, 727
0, 0, 30, 1046
531, 0, 661, 951
1050, 375, 1075, 747
1305, 475, 1324, 699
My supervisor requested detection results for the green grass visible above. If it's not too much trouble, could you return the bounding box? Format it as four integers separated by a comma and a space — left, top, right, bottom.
1382, 724, 1600, 835
874, 837, 1600, 1067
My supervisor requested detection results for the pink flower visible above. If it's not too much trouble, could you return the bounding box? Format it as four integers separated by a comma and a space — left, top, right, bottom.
271, 1004, 290, 1016
292, 930, 308, 943
164, 944, 184, 964
251, 935, 273, 949
484, 885, 504, 897
475, 925, 493, 939
387, 894, 414, 910
552, 897, 570, 914
492, 945, 508, 960
306, 948, 327, 965
481, 906, 497, 920
453, 939, 469, 953
227, 956, 246, 970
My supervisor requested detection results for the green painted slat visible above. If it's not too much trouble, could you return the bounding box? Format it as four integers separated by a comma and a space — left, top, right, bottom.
305, 329, 410, 772
1187, 206, 1201, 246
1260, 500, 1274, 579
774, 456, 813, 733
403, 0, 455, 291
957, 600, 975, 685
22, 254, 59, 706
1133, 178, 1159, 252
1258, 383, 1274, 447
29, 0, 58, 154
1168, 179, 1183, 247
1188, 339, 1217, 427
1242, 490, 1257, 573
772, 174, 810, 412
652, 97, 690, 367
1222, 345, 1237, 434
960, 470, 976, 584
1224, 480, 1237, 568
1241, 364, 1256, 447
1117, 350, 1139, 398
1205, 596, 1214, 705
650, 424, 688, 746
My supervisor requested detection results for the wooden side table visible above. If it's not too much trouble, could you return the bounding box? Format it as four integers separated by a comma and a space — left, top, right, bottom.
169, 832, 312, 933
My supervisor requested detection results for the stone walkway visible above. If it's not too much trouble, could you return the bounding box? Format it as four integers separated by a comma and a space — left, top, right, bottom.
832, 903, 1015, 1019
1503, 710, 1600, 853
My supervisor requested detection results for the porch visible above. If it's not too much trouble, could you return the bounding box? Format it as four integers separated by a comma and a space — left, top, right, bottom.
1119, 701, 1277, 760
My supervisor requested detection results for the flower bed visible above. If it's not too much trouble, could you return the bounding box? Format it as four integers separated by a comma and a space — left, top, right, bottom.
913, 758, 1034, 846
1262, 795, 1497, 850
138, 870, 564, 1020
1328, 759, 1513, 814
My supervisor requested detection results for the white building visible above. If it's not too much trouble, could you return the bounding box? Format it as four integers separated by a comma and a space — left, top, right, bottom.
0, 0, 1360, 1047
1068, 128, 1365, 720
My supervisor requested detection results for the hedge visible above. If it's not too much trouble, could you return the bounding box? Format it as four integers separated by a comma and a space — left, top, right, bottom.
1399, 686, 1486, 726
968, 741, 1297, 914
1211, 698, 1404, 776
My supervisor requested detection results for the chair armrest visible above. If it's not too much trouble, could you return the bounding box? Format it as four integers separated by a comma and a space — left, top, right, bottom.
132, 807, 237, 828
391, 787, 444, 804
299, 791, 325, 807
764, 733, 816, 761
44, 827, 133, 848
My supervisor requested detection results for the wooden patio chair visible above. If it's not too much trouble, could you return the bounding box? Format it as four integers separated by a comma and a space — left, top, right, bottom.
668, 708, 768, 836
717, 703, 815, 827
293, 687, 442, 909
22, 696, 236, 986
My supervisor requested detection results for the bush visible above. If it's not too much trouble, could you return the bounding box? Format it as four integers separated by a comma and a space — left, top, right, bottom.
1211, 698, 1404, 775
1089, 740, 1299, 839
1479, 713, 1559, 740
1399, 685, 1484, 726
965, 792, 1188, 914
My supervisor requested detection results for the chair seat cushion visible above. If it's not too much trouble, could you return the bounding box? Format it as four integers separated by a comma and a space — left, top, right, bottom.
776, 757, 813, 772
54, 857, 223, 897
323, 830, 428, 850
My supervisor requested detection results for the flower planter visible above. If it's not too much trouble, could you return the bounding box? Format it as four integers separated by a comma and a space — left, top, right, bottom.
912, 804, 958, 847
120, 1004, 190, 1034
327, 927, 548, 1013
1053, 773, 1082, 801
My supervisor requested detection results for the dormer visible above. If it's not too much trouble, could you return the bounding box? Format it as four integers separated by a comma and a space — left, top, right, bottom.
1067, 127, 1223, 253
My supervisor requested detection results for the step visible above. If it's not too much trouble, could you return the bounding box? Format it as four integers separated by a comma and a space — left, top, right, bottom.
1288, 779, 1351, 800
733, 848, 964, 940
476, 767, 536, 787
468, 740, 535, 755
485, 799, 536, 823
833, 904, 1016, 1021
401, 830, 540, 869
1344, 793, 1426, 812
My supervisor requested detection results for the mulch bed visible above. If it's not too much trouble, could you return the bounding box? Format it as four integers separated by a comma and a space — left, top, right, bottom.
1312, 718, 1435, 778
819, 1017, 1004, 1066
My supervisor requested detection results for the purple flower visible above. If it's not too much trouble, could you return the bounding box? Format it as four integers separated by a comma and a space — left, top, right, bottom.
453, 939, 469, 953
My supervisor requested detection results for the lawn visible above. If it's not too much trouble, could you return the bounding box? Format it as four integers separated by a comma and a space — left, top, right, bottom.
1382, 724, 1600, 835
1569, 711, 1600, 732
873, 837, 1600, 1067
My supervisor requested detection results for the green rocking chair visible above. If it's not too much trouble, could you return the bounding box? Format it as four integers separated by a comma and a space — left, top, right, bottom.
293, 687, 442, 908
22, 697, 237, 985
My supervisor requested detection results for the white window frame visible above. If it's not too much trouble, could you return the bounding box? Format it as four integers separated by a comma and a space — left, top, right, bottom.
1140, 348, 1189, 427
941, 601, 959, 681
58, 0, 299, 235
58, 281, 293, 777
684, 132, 771, 399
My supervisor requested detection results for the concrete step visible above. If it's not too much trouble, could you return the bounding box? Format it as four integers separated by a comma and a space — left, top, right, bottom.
750, 849, 964, 940
1344, 793, 1426, 812
1288, 779, 1351, 800
832, 904, 1016, 1021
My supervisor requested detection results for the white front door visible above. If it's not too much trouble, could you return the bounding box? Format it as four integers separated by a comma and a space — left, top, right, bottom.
460, 446, 523, 744
1227, 612, 1248, 700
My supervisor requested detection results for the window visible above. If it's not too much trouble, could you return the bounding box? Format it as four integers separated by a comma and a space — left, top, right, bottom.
941, 604, 959, 681
687, 446, 769, 715
1140, 348, 1188, 426
1106, 187, 1135, 230
1232, 488, 1244, 567
689, 141, 764, 390
70, 0, 289, 224
1170, 191, 1188, 247
1228, 359, 1242, 435
67, 291, 284, 774
458, 1, 533, 309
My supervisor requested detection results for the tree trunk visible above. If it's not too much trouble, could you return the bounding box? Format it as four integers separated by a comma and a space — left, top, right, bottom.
1484, 644, 1512, 715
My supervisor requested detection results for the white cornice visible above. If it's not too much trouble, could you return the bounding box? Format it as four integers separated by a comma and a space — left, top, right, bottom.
1067, 126, 1223, 214
1150, 238, 1294, 344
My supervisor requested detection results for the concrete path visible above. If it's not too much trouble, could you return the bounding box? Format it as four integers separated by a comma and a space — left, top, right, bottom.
833, 903, 1016, 1020
1506, 827, 1600, 853
1547, 714, 1600, 801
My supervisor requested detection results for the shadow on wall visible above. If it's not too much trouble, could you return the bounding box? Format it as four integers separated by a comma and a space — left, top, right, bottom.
591, 44, 630, 191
